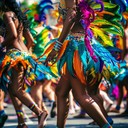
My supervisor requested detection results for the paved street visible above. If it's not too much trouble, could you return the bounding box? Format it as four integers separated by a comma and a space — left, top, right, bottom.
4, 101, 128, 128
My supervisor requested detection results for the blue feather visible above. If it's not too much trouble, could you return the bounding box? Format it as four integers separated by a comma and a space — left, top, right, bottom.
92, 39, 119, 73
67, 50, 75, 76
58, 55, 67, 75
78, 41, 87, 73
112, 0, 128, 12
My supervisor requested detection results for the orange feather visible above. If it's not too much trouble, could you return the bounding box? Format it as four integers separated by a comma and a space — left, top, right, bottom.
57, 40, 69, 60
62, 63, 67, 75
1, 56, 11, 68
73, 50, 86, 84
38, 42, 55, 59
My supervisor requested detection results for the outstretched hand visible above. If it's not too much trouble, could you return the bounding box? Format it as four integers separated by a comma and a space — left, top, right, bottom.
45, 49, 58, 66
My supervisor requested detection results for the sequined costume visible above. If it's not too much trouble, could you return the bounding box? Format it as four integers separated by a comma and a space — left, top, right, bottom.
0, 48, 54, 91
43, 0, 125, 85
25, 0, 59, 77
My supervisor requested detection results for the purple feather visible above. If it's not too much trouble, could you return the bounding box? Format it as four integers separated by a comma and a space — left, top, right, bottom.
95, 0, 104, 11
78, 0, 104, 62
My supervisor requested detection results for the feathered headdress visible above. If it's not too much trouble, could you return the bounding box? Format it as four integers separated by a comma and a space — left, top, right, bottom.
78, 0, 124, 61
28, 0, 53, 23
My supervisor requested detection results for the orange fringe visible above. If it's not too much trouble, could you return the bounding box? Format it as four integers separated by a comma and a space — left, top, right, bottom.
123, 12, 128, 21
96, 10, 114, 17
73, 50, 86, 84
37, 42, 55, 59
57, 40, 70, 60
1, 56, 11, 68
61, 63, 67, 75
37, 40, 69, 62
0, 56, 11, 77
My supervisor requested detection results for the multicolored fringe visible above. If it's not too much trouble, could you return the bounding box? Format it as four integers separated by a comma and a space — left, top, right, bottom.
43, 34, 119, 85
0, 49, 56, 91
76, 0, 124, 62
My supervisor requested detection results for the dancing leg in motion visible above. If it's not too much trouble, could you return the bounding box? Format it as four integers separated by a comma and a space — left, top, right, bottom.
8, 91, 28, 128
110, 76, 128, 116
55, 73, 72, 127
70, 75, 109, 127
30, 80, 48, 119
8, 66, 48, 128
56, 71, 110, 128
87, 76, 113, 125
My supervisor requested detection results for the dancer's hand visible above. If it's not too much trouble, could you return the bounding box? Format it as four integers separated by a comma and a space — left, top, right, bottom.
45, 49, 58, 66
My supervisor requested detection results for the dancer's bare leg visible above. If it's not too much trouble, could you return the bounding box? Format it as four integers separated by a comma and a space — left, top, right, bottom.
8, 66, 47, 127
87, 76, 108, 119
30, 80, 48, 119
119, 76, 128, 115
31, 81, 43, 110
93, 94, 108, 117
55, 73, 71, 128
70, 75, 108, 127
110, 80, 124, 112
43, 80, 55, 102
100, 90, 113, 112
0, 90, 4, 111
43, 80, 56, 118
8, 91, 25, 126
116, 81, 124, 108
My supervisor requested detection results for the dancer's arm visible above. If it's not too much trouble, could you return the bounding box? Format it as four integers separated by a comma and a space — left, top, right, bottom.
2, 12, 17, 47
45, 0, 77, 65
23, 29, 35, 50
58, 0, 77, 43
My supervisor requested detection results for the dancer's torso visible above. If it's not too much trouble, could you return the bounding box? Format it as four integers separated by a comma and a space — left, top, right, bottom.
5, 11, 28, 52
59, 0, 84, 33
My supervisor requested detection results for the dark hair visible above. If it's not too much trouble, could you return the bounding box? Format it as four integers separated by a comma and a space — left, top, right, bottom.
0, 18, 5, 37
3, 0, 30, 30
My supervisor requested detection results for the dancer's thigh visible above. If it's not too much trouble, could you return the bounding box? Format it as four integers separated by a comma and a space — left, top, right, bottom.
56, 73, 71, 97
9, 65, 25, 93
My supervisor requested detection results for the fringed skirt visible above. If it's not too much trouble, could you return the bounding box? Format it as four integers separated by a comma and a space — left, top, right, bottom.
44, 33, 119, 85
0, 48, 55, 91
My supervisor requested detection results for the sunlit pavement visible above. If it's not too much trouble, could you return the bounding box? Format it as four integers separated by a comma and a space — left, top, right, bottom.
4, 101, 128, 128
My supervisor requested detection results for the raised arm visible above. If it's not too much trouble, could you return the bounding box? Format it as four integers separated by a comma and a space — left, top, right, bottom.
2, 12, 17, 47
45, 0, 77, 65
23, 29, 35, 50
58, 0, 77, 43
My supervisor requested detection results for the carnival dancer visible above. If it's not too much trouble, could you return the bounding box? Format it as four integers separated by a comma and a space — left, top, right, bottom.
44, 0, 121, 128
0, 18, 8, 128
0, 0, 53, 127
27, 0, 58, 119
